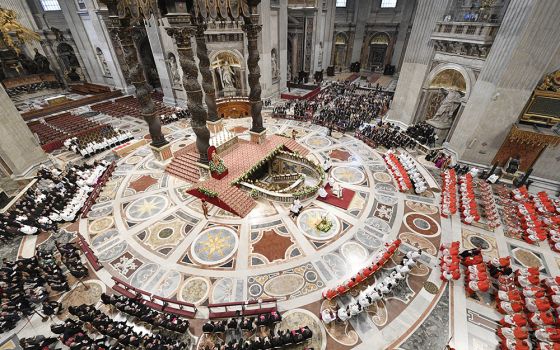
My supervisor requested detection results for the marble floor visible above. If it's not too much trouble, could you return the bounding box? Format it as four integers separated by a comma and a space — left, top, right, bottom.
3, 115, 559, 350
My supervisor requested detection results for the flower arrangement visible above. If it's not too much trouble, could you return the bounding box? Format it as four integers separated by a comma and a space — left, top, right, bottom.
209, 153, 227, 174
316, 215, 333, 232
198, 187, 218, 198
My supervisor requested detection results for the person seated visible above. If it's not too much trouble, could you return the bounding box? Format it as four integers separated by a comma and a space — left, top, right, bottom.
332, 182, 342, 199
321, 308, 336, 324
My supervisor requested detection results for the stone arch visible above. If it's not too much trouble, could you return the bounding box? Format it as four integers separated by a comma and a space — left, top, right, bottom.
333, 32, 348, 68
209, 49, 245, 96
425, 63, 475, 100
416, 63, 476, 144
365, 32, 392, 72
56, 42, 79, 70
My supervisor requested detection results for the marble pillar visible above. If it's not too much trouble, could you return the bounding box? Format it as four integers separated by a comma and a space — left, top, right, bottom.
242, 18, 265, 134
106, 17, 131, 86
386, 0, 451, 126
115, 19, 168, 149
194, 23, 219, 124
0, 85, 46, 176
278, 0, 289, 90
166, 16, 211, 164
350, 0, 370, 64
447, 0, 560, 177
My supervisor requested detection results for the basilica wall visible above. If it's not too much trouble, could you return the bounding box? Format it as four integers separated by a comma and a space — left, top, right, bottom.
447, 0, 560, 183
387, 0, 450, 126
331, 0, 415, 72
388, 0, 560, 183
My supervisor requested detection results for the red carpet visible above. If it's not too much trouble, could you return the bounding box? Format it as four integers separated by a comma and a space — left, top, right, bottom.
317, 184, 355, 210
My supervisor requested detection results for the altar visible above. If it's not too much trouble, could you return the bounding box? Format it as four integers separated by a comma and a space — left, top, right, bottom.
210, 130, 238, 154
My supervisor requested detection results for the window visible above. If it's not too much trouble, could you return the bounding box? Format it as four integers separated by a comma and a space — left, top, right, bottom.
76, 0, 87, 10
336, 0, 347, 7
380, 0, 397, 8
40, 0, 61, 11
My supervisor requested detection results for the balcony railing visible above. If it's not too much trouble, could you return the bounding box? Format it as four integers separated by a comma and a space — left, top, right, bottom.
432, 21, 500, 45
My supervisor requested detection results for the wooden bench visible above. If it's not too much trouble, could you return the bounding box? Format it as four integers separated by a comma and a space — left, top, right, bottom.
208, 299, 277, 319
76, 234, 102, 271
111, 277, 197, 318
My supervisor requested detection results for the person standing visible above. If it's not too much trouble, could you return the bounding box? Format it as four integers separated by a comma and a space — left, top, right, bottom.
201, 199, 209, 219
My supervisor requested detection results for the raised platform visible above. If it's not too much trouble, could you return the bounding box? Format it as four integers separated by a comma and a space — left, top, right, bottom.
166, 134, 309, 217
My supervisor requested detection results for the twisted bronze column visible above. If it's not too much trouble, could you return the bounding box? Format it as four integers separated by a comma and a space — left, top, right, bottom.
195, 23, 219, 122
166, 24, 211, 164
242, 20, 265, 133
112, 18, 167, 147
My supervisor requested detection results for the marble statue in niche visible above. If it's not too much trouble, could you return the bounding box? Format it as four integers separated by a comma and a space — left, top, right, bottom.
431, 88, 464, 127
96, 48, 111, 77
220, 61, 235, 89
271, 48, 279, 80
167, 52, 181, 87
211, 51, 241, 94
33, 48, 52, 73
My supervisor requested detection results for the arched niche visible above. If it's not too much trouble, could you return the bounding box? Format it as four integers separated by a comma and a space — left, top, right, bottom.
414, 64, 475, 144
210, 50, 245, 97
367, 32, 391, 71
138, 36, 161, 88
333, 32, 348, 68
56, 42, 81, 81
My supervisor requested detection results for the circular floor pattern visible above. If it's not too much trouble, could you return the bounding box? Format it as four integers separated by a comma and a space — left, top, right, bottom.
125, 155, 143, 165
322, 253, 349, 278
404, 212, 440, 237
331, 166, 365, 185
306, 135, 332, 148
89, 217, 114, 235
180, 277, 210, 305
211, 277, 236, 304
264, 273, 305, 297
373, 172, 392, 183
297, 208, 341, 241
125, 194, 169, 222
190, 226, 239, 265
340, 241, 369, 268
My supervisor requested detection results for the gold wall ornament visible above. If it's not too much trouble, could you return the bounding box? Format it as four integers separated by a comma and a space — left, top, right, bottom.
537, 70, 560, 92
429, 69, 467, 93
0, 7, 40, 53
509, 124, 560, 147
116, 0, 160, 22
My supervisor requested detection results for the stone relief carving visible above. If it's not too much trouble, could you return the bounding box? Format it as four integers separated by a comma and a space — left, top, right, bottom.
166, 52, 181, 87
271, 48, 279, 81
434, 40, 489, 59
430, 88, 465, 127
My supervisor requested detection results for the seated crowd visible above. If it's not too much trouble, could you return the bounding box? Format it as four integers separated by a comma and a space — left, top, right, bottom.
0, 161, 110, 241
201, 311, 314, 350
322, 248, 422, 323
160, 109, 190, 125
405, 122, 437, 146
311, 81, 391, 132
357, 122, 417, 150
101, 293, 190, 334
0, 253, 67, 333
64, 126, 133, 157
322, 240, 403, 300
68, 304, 187, 349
